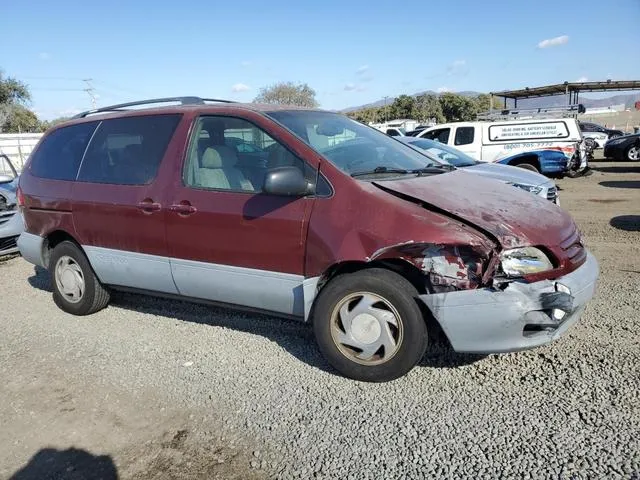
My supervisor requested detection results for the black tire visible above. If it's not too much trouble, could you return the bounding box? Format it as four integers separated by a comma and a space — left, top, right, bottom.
312, 268, 428, 382
625, 144, 640, 162
50, 241, 110, 315
514, 162, 539, 173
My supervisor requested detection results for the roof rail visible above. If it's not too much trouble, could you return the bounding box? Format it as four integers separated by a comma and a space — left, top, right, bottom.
477, 104, 585, 121
72, 96, 236, 119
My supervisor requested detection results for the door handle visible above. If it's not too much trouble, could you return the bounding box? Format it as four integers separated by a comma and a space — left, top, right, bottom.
169, 202, 197, 216
137, 199, 161, 213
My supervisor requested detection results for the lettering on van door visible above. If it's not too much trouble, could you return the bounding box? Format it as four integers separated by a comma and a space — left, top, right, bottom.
489, 122, 569, 141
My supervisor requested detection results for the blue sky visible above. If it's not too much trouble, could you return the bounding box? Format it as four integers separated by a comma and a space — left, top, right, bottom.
3, 0, 639, 119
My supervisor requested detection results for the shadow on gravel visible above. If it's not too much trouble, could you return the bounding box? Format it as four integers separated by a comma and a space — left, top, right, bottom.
599, 180, 640, 189
27, 266, 486, 376
610, 215, 640, 232
10, 447, 118, 480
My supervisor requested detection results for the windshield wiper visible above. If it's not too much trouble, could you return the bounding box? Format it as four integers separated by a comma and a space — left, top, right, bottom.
351, 166, 412, 177
411, 165, 455, 175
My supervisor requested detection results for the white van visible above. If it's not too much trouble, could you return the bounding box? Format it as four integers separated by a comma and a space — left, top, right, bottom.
415, 118, 584, 175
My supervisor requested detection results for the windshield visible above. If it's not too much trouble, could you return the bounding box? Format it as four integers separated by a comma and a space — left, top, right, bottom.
266, 111, 439, 177
404, 139, 477, 167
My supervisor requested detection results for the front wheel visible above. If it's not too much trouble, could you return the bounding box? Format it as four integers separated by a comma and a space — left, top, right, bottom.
50, 241, 111, 315
514, 162, 539, 173
312, 268, 428, 382
626, 144, 640, 162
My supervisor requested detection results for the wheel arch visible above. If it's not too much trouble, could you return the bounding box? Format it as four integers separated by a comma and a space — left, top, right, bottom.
41, 229, 82, 268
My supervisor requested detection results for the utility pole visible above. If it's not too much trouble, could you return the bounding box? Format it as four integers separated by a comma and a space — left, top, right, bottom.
83, 78, 97, 109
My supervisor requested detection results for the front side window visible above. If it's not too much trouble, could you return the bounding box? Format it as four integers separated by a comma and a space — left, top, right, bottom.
423, 128, 451, 144
29, 122, 99, 181
78, 114, 180, 185
267, 111, 440, 178
184, 116, 313, 193
454, 127, 475, 146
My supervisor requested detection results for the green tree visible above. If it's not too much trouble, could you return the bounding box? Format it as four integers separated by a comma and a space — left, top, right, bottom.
439, 93, 477, 122
474, 94, 503, 114
415, 94, 445, 123
0, 71, 30, 105
254, 81, 319, 107
389, 95, 417, 119
1, 105, 42, 132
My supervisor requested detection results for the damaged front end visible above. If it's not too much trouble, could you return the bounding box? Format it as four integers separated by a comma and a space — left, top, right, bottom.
369, 241, 499, 293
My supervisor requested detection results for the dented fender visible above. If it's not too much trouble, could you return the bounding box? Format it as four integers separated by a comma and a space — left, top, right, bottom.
368, 241, 499, 291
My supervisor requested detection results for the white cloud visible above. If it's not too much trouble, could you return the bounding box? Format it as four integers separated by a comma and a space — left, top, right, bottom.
231, 83, 251, 92
436, 87, 452, 93
446, 59, 468, 76
537, 35, 569, 49
356, 65, 369, 75
451, 59, 466, 67
38, 52, 50, 60
360, 74, 374, 82
344, 83, 357, 91
240, 60, 251, 67
576, 76, 588, 82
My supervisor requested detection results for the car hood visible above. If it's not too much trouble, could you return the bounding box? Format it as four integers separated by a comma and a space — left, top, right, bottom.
373, 170, 574, 249
463, 163, 551, 187
0, 178, 18, 201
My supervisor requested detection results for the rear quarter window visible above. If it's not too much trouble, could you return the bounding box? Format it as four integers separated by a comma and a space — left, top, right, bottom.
29, 122, 99, 181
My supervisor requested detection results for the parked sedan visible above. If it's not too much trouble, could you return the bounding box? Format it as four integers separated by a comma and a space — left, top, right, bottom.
398, 137, 559, 203
603, 134, 640, 162
0, 154, 23, 255
579, 121, 624, 139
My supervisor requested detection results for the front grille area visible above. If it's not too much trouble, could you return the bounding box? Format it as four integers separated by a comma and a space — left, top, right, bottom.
0, 235, 18, 253
0, 193, 16, 226
546, 186, 558, 202
560, 226, 586, 266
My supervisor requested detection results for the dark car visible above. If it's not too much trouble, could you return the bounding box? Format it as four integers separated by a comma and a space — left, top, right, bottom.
579, 121, 624, 138
603, 133, 640, 161
17, 96, 599, 382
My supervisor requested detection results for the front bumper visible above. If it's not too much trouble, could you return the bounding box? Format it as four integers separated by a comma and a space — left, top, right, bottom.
0, 210, 24, 255
419, 251, 599, 353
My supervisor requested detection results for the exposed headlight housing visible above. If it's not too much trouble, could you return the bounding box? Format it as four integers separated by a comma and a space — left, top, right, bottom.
500, 247, 554, 277
507, 182, 543, 195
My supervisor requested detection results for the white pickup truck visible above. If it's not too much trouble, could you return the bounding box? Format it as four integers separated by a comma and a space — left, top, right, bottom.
414, 118, 585, 175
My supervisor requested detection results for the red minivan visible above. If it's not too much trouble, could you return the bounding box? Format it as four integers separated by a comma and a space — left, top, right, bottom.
17, 97, 599, 382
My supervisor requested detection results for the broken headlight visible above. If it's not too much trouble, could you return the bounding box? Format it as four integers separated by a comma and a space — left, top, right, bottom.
500, 247, 553, 277
507, 182, 543, 195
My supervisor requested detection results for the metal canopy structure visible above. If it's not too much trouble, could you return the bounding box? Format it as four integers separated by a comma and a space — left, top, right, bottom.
490, 80, 640, 109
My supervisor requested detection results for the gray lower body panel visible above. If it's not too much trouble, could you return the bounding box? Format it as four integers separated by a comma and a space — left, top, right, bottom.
17, 231, 45, 266
84, 246, 179, 295
420, 251, 599, 353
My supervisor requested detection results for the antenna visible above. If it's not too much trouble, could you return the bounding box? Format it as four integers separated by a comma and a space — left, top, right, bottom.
83, 78, 97, 109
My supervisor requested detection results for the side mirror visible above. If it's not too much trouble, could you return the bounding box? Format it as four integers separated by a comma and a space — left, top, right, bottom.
0, 174, 15, 184
263, 166, 313, 196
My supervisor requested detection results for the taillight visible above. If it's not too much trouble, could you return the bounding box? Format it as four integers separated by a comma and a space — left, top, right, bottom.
16, 186, 24, 208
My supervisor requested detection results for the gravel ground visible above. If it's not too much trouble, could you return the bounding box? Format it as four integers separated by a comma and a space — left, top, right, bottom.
1, 159, 639, 479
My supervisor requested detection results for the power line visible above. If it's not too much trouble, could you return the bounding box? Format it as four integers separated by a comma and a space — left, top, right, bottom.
83, 78, 97, 109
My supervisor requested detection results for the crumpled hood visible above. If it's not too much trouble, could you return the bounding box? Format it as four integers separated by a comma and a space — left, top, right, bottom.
373, 170, 575, 249
464, 163, 552, 187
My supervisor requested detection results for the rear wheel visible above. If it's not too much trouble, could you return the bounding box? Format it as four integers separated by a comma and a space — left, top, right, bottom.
514, 162, 539, 173
626, 144, 639, 162
50, 241, 110, 315
312, 268, 428, 382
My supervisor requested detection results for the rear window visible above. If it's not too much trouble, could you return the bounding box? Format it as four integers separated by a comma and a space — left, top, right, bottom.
488, 121, 569, 142
77, 114, 181, 185
29, 122, 99, 181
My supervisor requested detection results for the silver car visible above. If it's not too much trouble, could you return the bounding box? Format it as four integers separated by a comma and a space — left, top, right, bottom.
0, 154, 23, 255
398, 137, 559, 204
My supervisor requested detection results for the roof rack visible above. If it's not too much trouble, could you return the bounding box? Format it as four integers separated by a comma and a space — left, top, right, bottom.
72, 96, 236, 119
477, 104, 586, 121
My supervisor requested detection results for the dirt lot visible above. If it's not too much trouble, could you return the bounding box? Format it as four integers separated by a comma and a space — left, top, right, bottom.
0, 159, 639, 479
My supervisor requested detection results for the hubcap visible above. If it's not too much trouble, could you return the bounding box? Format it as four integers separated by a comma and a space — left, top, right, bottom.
628, 146, 639, 161
54, 256, 85, 304
330, 292, 403, 366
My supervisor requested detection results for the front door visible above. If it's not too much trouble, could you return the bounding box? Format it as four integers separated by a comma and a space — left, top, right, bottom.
164, 115, 315, 316
72, 113, 182, 293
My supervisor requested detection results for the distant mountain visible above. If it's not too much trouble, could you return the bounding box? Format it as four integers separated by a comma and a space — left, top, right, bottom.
341, 91, 640, 112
